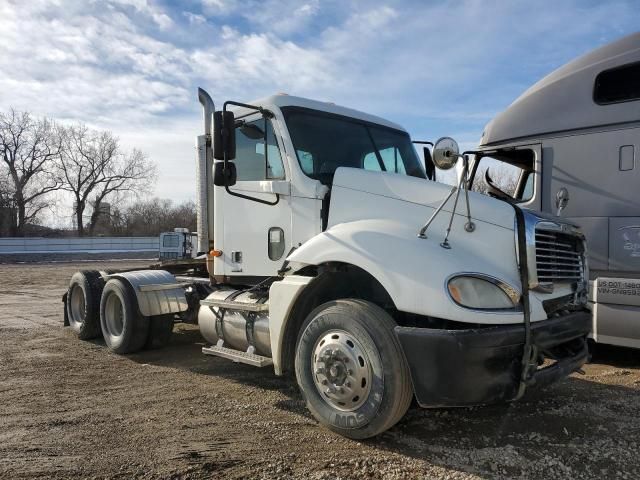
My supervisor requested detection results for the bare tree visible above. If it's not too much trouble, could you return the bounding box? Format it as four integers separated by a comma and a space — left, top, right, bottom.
109, 198, 196, 236
87, 148, 154, 236
58, 125, 156, 236
0, 171, 12, 206
0, 109, 62, 235
0, 173, 16, 236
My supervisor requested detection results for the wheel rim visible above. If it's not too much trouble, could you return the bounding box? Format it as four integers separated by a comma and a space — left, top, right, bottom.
69, 284, 86, 326
103, 291, 124, 337
311, 329, 372, 411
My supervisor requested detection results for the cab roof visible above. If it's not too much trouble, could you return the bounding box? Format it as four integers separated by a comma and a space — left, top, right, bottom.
480, 32, 640, 147
233, 94, 407, 133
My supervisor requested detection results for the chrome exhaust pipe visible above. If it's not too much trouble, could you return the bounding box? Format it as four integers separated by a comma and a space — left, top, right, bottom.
198, 87, 215, 137
196, 88, 215, 255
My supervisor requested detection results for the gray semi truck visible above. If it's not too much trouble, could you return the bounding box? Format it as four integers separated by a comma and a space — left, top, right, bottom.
468, 32, 640, 349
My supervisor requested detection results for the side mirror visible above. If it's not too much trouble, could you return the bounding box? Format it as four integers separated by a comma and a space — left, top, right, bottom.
432, 137, 460, 170
213, 161, 237, 187
213, 110, 236, 160
423, 146, 436, 181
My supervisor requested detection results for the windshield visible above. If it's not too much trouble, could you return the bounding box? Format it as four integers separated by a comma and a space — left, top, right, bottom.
281, 107, 426, 184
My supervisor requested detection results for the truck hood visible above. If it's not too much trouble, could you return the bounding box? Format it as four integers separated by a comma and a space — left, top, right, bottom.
330, 167, 516, 231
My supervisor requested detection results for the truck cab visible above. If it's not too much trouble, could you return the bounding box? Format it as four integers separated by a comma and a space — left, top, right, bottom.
475, 32, 640, 350
205, 96, 426, 278
64, 89, 591, 440
159, 228, 197, 261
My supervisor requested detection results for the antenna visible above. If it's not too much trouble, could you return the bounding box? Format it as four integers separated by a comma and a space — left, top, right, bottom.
418, 137, 476, 248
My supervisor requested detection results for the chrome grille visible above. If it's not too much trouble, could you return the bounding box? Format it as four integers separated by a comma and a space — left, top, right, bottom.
534, 228, 584, 285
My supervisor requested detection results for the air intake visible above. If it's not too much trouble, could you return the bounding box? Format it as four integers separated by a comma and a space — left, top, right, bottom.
534, 228, 585, 287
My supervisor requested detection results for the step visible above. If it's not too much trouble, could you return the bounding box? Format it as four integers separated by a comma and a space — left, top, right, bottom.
202, 344, 273, 367
200, 298, 269, 312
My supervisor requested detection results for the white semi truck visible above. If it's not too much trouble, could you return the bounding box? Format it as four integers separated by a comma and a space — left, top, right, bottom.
64, 88, 590, 439
474, 32, 640, 349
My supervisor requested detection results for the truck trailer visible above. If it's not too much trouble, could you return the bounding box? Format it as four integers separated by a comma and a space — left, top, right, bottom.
63, 87, 590, 439
475, 32, 640, 349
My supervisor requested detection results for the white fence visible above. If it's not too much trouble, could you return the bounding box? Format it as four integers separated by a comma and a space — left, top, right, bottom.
0, 237, 159, 254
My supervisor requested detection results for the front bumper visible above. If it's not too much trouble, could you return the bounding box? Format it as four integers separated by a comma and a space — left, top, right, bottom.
395, 311, 590, 407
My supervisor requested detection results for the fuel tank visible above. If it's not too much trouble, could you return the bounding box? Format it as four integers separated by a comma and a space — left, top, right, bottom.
198, 289, 272, 356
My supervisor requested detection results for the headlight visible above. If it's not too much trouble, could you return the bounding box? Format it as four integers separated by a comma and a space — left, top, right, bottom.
447, 274, 521, 310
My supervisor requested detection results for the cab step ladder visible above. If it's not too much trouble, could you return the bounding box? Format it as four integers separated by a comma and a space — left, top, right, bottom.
202, 340, 273, 367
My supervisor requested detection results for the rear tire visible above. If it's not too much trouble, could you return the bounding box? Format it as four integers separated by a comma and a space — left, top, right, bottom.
145, 314, 174, 349
295, 299, 413, 439
100, 278, 149, 354
66, 271, 106, 340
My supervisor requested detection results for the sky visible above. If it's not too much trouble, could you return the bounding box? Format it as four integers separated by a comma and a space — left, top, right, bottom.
0, 0, 638, 223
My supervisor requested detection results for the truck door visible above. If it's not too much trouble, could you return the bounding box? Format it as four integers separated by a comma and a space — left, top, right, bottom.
216, 114, 291, 278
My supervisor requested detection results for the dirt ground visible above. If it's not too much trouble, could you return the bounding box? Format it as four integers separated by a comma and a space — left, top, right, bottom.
1, 261, 639, 480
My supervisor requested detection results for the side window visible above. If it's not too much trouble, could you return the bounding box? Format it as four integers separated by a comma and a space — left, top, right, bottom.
594, 61, 640, 104
521, 172, 534, 200
162, 235, 178, 247
472, 156, 533, 202
363, 147, 407, 174
235, 119, 285, 181
297, 150, 314, 175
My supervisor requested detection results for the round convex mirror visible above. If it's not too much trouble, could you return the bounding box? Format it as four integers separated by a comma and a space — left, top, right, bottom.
432, 137, 460, 170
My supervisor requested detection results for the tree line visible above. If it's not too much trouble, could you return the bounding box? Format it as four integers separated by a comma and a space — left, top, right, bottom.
0, 108, 194, 237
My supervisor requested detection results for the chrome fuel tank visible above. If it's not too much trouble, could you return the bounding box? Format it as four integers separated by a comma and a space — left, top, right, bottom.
198, 289, 271, 356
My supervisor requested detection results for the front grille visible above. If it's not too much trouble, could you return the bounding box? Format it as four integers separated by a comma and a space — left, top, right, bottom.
534, 228, 584, 285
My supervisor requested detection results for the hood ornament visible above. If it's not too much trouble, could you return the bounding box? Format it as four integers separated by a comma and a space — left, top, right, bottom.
418, 137, 475, 249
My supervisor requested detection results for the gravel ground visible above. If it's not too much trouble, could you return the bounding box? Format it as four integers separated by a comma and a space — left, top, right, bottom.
1, 261, 639, 479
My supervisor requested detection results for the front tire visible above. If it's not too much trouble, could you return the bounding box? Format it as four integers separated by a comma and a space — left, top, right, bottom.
100, 278, 149, 354
295, 299, 413, 439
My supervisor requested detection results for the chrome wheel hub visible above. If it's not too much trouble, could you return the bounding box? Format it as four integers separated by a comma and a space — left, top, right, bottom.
69, 284, 86, 325
103, 292, 124, 337
312, 330, 372, 411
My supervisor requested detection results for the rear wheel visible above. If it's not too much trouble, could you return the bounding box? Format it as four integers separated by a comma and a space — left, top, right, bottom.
100, 278, 149, 354
66, 271, 105, 340
295, 299, 413, 439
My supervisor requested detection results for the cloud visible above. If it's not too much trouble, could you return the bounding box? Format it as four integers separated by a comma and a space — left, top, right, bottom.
108, 0, 174, 30
0, 0, 639, 208
200, 0, 321, 36
183, 11, 207, 25
0, 1, 190, 124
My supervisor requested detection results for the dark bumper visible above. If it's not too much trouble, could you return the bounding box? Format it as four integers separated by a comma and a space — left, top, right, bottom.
395, 311, 591, 407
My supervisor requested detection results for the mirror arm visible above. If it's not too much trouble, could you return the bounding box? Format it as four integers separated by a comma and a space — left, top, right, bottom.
221, 100, 279, 206
418, 155, 474, 242
444, 149, 481, 160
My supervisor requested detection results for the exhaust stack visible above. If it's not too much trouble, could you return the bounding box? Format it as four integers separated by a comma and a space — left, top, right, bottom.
198, 87, 214, 137
196, 88, 215, 255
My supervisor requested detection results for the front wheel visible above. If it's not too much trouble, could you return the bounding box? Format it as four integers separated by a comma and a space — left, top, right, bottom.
295, 299, 413, 439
